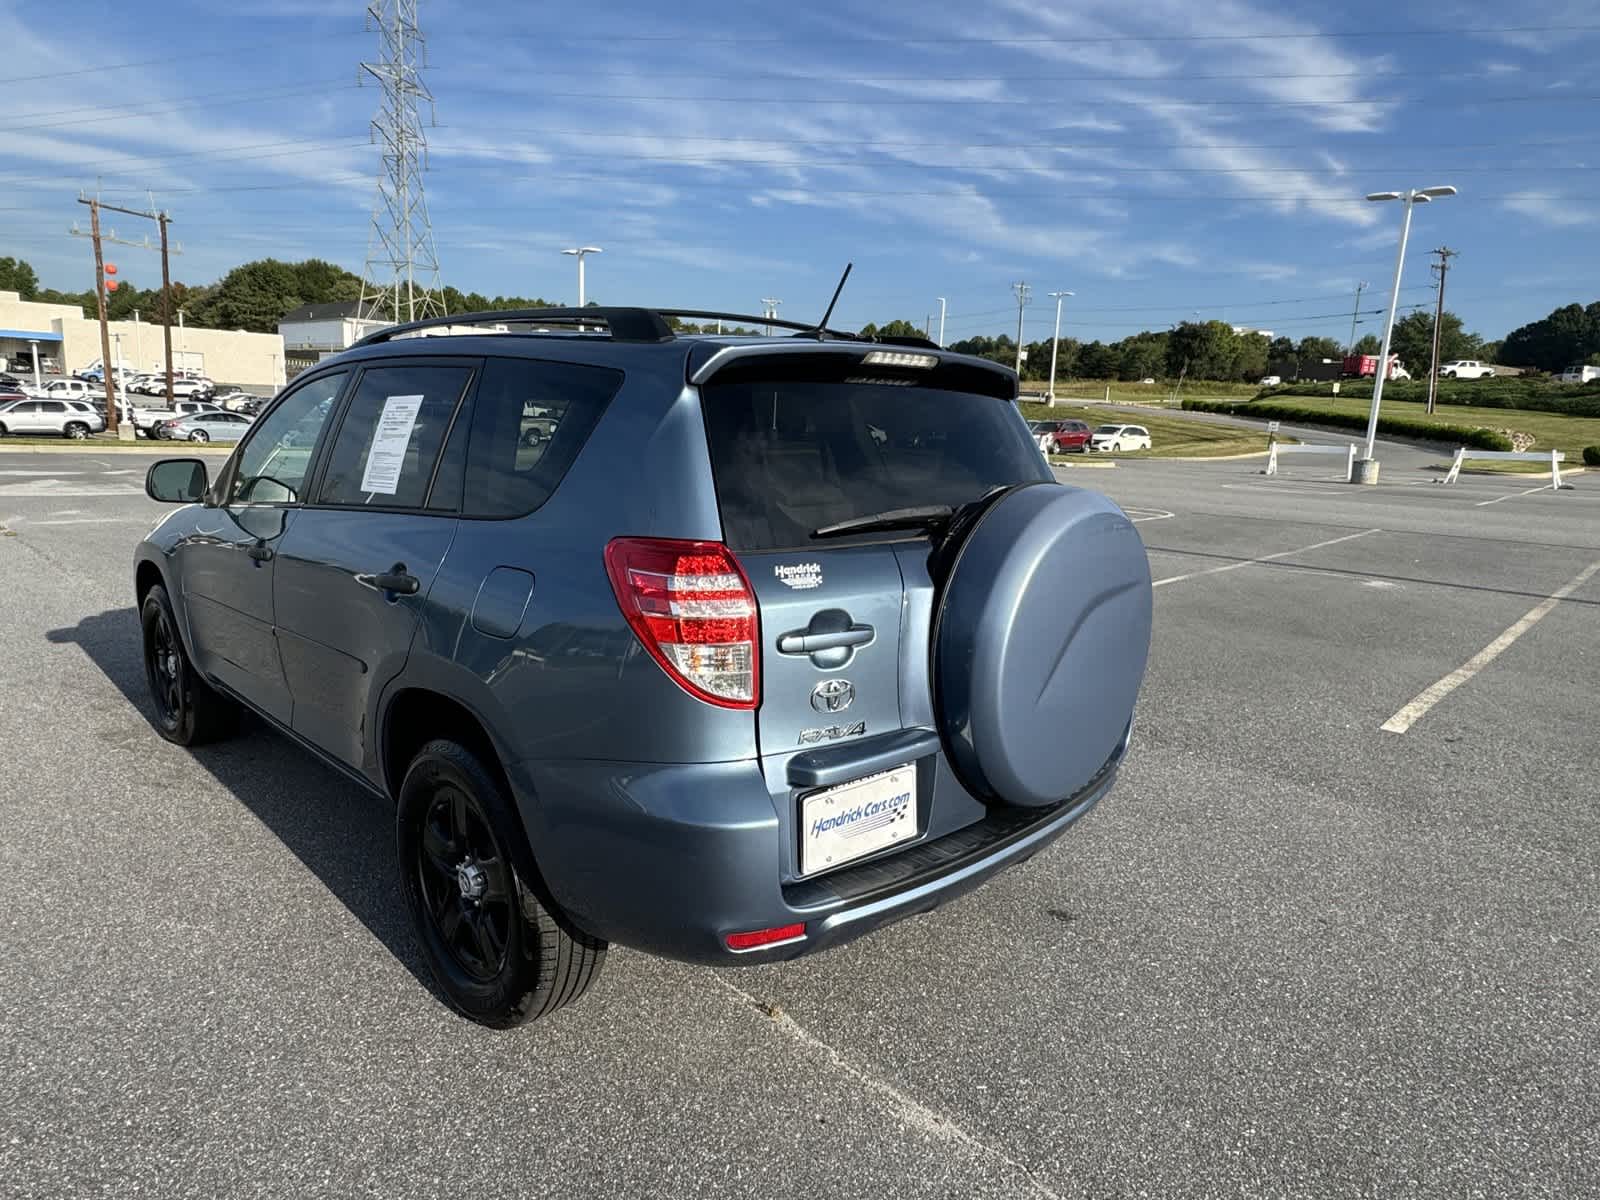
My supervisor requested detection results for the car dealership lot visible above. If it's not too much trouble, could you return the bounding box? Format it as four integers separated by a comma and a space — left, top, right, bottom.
2, 446, 1596, 1198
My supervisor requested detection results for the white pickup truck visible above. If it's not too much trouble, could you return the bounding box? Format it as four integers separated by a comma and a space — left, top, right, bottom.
1438, 360, 1495, 379
130, 399, 223, 438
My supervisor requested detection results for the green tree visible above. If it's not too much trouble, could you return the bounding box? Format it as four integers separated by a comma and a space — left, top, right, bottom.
0, 256, 40, 299
1388, 310, 1481, 374
860, 319, 925, 339
1500, 301, 1600, 371
1116, 332, 1167, 381
1352, 334, 1381, 356
1295, 336, 1342, 365
1077, 340, 1118, 378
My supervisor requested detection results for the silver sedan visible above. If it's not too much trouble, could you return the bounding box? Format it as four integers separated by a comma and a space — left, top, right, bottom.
154, 410, 256, 443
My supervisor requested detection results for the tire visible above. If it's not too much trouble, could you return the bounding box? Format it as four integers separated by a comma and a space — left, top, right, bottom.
64, 422, 89, 440
189, 430, 209, 443
140, 583, 240, 746
1112, 442, 1123, 451
0, 423, 8, 437
397, 739, 606, 1027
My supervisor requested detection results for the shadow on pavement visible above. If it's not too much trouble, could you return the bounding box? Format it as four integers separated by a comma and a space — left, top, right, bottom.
47, 606, 442, 1002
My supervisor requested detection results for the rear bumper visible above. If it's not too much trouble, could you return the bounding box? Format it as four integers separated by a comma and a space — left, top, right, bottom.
508, 740, 1123, 966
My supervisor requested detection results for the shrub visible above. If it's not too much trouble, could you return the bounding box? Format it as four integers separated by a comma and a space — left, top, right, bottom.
1584, 446, 1600, 467
1182, 398, 1514, 451
1256, 376, 1600, 417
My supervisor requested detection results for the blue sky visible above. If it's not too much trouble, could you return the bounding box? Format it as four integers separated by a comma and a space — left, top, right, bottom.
4, 0, 1598, 345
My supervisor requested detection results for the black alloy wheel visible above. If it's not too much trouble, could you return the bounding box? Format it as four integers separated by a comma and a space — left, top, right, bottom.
145, 600, 184, 731
414, 786, 512, 983
139, 583, 239, 746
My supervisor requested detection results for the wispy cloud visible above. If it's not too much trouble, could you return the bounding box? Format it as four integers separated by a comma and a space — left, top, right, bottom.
1502, 191, 1596, 227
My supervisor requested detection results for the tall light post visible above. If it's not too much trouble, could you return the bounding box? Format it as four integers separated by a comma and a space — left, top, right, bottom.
935, 296, 946, 348
1046, 290, 1074, 406
27, 339, 41, 390
1354, 186, 1457, 483
761, 297, 781, 337
562, 246, 602, 308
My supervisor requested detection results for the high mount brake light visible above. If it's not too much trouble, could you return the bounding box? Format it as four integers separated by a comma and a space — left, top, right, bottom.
860, 350, 938, 369
604, 537, 760, 709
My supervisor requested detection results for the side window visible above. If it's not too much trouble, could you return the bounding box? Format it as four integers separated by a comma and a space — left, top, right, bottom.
40, 401, 67, 414
316, 365, 472, 508
461, 357, 623, 518
228, 372, 347, 505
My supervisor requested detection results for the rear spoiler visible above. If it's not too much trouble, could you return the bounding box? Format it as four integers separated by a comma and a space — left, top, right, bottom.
686, 342, 1018, 401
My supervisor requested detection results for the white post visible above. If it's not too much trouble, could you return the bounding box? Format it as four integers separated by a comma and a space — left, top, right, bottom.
1551, 449, 1562, 491
28, 339, 42, 389
936, 297, 946, 348
1345, 443, 1357, 482
576, 256, 586, 309
1265, 443, 1279, 476
1362, 193, 1418, 465
1104, 384, 1111, 404
1047, 294, 1064, 407
1440, 447, 1464, 484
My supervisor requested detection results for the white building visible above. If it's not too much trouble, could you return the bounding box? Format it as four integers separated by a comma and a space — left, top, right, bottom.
278, 301, 391, 377
0, 291, 285, 387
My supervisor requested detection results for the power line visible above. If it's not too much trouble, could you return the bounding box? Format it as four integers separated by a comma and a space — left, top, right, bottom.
434, 23, 1600, 45
431, 87, 1600, 109
0, 80, 355, 134
0, 31, 364, 84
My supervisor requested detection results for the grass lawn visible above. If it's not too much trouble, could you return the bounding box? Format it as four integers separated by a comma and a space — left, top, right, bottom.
1020, 402, 1274, 458
1230, 394, 1600, 463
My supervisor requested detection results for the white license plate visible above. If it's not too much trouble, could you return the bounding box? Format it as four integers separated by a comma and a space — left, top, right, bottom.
799, 764, 917, 877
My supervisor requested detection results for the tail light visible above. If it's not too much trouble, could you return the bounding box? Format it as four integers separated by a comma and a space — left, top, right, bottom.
604, 537, 760, 709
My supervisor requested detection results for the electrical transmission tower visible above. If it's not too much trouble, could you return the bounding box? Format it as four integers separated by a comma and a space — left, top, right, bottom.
359, 0, 445, 323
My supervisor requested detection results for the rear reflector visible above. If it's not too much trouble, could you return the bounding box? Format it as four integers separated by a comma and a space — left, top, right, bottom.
604, 537, 760, 709
861, 350, 938, 369
725, 923, 806, 952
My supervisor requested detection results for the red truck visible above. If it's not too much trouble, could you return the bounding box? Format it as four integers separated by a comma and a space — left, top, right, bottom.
1342, 354, 1410, 381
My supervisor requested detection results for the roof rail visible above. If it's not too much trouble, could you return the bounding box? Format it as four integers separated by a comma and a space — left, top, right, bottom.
350, 306, 676, 348
349, 304, 942, 352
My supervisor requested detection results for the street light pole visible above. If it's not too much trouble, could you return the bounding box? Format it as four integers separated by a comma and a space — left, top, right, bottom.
1356, 186, 1456, 483
935, 296, 946, 348
1046, 290, 1073, 407
561, 246, 603, 308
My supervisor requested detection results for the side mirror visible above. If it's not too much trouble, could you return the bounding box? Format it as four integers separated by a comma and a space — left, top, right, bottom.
146, 458, 210, 504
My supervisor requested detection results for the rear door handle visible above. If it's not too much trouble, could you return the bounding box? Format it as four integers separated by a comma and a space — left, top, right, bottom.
359, 568, 421, 595
777, 626, 874, 654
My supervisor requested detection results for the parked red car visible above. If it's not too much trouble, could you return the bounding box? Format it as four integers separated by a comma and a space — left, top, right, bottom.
1029, 419, 1093, 453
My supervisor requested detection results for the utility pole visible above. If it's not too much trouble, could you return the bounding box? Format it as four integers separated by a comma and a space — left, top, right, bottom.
84, 200, 118, 436
73, 194, 180, 421
1011, 281, 1030, 375
1046, 290, 1074, 407
1347, 280, 1368, 354
159, 212, 175, 409
925, 314, 932, 339
1425, 246, 1457, 415
935, 296, 946, 348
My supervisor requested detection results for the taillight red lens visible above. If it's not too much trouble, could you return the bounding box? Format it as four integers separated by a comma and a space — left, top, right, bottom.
725, 923, 806, 952
604, 537, 760, 709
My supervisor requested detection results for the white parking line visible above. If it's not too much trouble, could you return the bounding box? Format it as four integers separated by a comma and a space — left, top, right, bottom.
1123, 506, 1175, 523
1380, 557, 1600, 734
1152, 528, 1382, 588
1475, 484, 1553, 508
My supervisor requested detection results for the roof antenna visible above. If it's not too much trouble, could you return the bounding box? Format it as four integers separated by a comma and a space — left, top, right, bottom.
809, 262, 853, 338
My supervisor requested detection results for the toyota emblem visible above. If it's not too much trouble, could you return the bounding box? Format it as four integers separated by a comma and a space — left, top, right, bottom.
810, 678, 855, 713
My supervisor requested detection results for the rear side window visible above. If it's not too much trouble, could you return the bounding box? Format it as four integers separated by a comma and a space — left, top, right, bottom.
317, 365, 472, 508
460, 357, 623, 518
700, 381, 1049, 551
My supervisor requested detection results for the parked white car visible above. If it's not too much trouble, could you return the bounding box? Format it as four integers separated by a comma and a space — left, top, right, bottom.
1089, 423, 1153, 452
0, 397, 103, 439
22, 377, 98, 403
1557, 364, 1600, 384
168, 376, 216, 399
1259, 375, 1282, 387
132, 399, 224, 438
1438, 360, 1495, 379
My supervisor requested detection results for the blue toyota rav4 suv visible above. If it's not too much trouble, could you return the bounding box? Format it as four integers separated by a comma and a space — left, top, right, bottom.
136, 306, 1153, 1027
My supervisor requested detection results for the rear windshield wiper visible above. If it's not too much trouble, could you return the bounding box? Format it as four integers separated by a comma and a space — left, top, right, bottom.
811, 505, 954, 540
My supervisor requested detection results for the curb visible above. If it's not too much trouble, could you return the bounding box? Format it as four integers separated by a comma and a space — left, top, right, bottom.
0, 442, 233, 456
1049, 458, 1116, 469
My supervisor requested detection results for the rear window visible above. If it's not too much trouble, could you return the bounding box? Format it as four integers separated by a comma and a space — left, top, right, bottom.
701, 380, 1049, 551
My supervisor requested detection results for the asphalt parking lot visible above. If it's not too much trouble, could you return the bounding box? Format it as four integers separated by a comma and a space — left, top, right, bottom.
2, 440, 1596, 1198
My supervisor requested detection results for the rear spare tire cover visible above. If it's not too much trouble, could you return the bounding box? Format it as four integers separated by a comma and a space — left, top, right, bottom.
935, 484, 1152, 808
